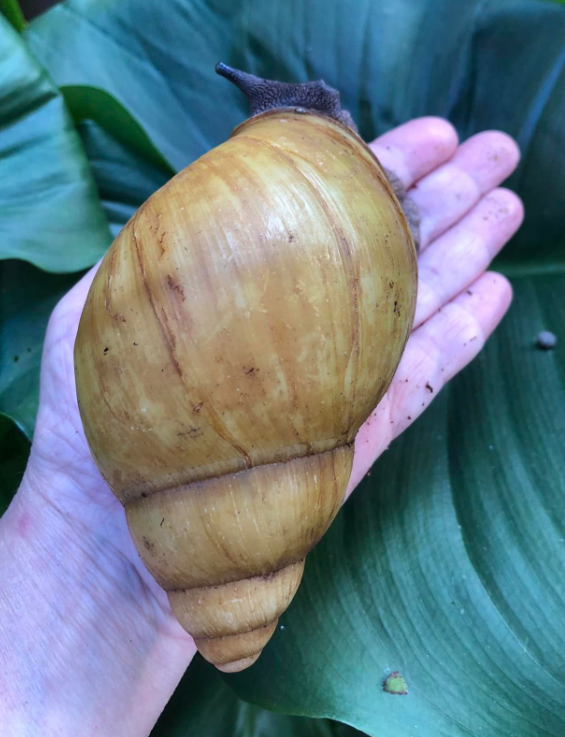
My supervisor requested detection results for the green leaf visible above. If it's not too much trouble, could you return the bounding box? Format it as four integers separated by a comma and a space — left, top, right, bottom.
447, 1, 565, 271
75, 119, 172, 237
0, 260, 78, 438
152, 655, 363, 737
0, 415, 29, 516
0, 0, 26, 33
60, 86, 175, 238
61, 85, 175, 175
25, 0, 241, 171
22, 0, 565, 735
24, 0, 565, 271
0, 15, 111, 273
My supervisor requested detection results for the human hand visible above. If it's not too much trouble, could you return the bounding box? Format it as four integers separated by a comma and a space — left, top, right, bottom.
348, 118, 522, 493
0, 117, 522, 737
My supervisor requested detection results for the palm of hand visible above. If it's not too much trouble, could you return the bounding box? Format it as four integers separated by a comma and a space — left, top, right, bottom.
25, 117, 522, 661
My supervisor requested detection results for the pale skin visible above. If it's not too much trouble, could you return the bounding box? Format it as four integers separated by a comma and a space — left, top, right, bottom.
0, 118, 523, 736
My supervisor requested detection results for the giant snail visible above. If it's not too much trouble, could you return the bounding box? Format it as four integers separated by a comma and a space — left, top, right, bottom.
74, 64, 418, 672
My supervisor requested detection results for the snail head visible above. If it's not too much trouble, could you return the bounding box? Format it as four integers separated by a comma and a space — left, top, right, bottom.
215, 62, 358, 132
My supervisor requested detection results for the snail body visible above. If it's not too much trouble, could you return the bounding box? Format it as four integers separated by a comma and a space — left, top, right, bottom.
74, 68, 417, 672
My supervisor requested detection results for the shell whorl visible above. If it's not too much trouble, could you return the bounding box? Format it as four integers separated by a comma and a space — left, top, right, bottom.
125, 446, 353, 670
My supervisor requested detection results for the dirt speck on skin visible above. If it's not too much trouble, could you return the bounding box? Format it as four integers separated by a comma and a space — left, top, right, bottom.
425, 382, 434, 393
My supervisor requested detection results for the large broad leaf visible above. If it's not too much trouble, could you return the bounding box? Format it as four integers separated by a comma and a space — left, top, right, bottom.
60, 85, 173, 177
57, 85, 175, 236
0, 260, 77, 438
24, 0, 565, 271
0, 15, 110, 272
152, 655, 361, 737
23, 0, 565, 735
75, 119, 172, 237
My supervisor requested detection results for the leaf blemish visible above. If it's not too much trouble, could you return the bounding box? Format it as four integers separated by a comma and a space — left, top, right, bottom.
383, 671, 408, 695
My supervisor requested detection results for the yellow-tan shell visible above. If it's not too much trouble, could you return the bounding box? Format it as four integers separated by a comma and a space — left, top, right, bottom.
74, 109, 417, 671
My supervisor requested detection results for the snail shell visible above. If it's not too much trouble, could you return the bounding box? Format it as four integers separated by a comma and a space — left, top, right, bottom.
74, 104, 417, 671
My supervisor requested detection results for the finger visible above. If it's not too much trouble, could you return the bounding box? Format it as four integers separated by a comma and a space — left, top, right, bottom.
411, 130, 520, 251
389, 271, 512, 439
414, 188, 523, 329
348, 271, 512, 495
369, 117, 458, 189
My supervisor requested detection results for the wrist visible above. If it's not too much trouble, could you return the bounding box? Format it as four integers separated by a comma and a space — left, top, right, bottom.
0, 464, 196, 736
